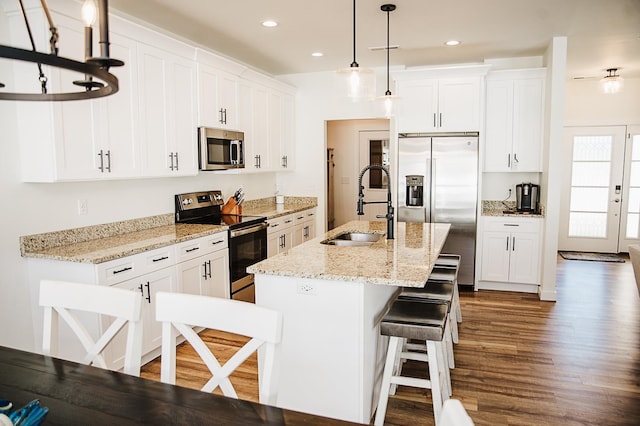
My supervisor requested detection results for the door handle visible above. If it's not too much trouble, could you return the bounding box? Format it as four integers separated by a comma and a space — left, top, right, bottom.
613, 198, 620, 203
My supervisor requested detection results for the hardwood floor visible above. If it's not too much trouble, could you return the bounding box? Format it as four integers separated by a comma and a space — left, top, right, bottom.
141, 255, 640, 425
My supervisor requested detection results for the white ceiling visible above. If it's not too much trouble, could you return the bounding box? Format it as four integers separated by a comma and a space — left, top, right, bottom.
110, 0, 640, 80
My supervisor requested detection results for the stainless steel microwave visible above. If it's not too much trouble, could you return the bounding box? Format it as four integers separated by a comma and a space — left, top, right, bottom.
198, 127, 244, 170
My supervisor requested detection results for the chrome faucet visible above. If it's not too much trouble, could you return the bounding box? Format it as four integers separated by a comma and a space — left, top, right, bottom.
357, 164, 394, 240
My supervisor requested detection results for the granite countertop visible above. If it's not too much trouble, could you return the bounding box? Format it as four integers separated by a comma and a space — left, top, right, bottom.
481, 200, 545, 218
248, 220, 451, 288
20, 196, 319, 264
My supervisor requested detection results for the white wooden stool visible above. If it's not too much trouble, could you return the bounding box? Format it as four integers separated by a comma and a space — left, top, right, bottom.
375, 298, 450, 425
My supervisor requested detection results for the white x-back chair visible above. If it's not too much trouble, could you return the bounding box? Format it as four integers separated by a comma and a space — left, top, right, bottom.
155, 292, 283, 405
39, 279, 143, 376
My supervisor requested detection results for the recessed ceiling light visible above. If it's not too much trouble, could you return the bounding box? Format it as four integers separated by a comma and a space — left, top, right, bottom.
445, 40, 461, 46
262, 20, 278, 28
311, 52, 324, 57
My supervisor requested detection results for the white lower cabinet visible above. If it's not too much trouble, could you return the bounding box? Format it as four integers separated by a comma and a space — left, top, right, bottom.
175, 232, 230, 298
479, 217, 543, 290
293, 208, 317, 246
108, 266, 177, 368
267, 213, 296, 257
26, 231, 229, 371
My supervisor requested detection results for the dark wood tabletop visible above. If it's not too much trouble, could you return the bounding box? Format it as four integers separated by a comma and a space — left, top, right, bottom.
0, 346, 359, 425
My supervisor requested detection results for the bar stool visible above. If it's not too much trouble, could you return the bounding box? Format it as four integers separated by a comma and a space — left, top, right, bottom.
375, 298, 450, 426
429, 265, 462, 329
434, 254, 463, 324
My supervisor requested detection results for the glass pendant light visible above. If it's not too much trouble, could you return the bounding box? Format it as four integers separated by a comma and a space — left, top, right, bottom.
600, 68, 624, 94
336, 0, 375, 101
376, 4, 398, 117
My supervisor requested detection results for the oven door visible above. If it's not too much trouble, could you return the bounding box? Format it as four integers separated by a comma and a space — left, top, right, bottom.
229, 223, 267, 302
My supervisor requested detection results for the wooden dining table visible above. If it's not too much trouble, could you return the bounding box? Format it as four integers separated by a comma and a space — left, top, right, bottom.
0, 345, 358, 425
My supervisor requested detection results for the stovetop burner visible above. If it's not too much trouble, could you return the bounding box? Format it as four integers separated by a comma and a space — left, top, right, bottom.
174, 190, 266, 230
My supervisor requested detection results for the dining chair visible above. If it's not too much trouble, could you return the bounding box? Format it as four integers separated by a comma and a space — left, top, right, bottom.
155, 292, 283, 405
438, 399, 474, 426
39, 279, 143, 376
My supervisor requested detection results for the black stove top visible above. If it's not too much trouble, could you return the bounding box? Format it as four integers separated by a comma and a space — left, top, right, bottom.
174, 190, 266, 230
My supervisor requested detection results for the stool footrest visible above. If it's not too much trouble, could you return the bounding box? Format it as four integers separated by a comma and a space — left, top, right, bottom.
390, 375, 431, 389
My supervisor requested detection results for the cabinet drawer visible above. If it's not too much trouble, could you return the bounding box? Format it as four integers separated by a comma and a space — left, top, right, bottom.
482, 217, 541, 233
294, 208, 316, 225
267, 214, 295, 234
175, 231, 228, 263
97, 245, 175, 286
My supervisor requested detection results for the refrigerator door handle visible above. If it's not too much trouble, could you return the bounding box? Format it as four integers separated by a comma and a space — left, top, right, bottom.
426, 159, 433, 223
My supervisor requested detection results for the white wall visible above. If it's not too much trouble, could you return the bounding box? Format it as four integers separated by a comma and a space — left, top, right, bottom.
565, 77, 640, 126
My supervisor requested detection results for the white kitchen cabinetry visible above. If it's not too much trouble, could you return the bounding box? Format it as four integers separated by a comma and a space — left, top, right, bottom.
8, 9, 140, 182
294, 208, 317, 246
484, 69, 546, 172
197, 64, 238, 129
479, 217, 542, 291
110, 265, 177, 363
175, 232, 230, 298
267, 213, 296, 257
138, 40, 198, 177
396, 77, 481, 133
270, 90, 295, 170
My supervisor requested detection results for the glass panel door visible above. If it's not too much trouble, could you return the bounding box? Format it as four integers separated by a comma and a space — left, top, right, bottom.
559, 126, 626, 253
619, 126, 640, 251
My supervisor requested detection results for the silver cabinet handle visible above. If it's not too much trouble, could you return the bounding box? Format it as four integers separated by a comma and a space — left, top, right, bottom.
506, 236, 509, 251
105, 150, 111, 173
174, 152, 179, 170
98, 150, 104, 172
512, 236, 516, 251
439, 112, 442, 127
144, 282, 151, 303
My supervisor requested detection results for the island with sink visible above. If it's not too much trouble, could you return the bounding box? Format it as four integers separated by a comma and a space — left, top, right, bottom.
247, 220, 450, 424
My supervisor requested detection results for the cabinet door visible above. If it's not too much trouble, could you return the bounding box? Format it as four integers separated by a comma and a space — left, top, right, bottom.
203, 249, 230, 299
480, 231, 511, 282
267, 231, 281, 257
437, 78, 480, 132
509, 232, 540, 284
176, 256, 206, 295
269, 91, 283, 169
251, 85, 272, 170
484, 79, 514, 172
279, 92, 295, 170
511, 78, 544, 172
396, 79, 438, 133
107, 267, 176, 369
198, 65, 238, 129
139, 44, 197, 176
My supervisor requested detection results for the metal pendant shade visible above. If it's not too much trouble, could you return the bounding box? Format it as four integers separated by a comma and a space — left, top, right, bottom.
0, 0, 123, 101
336, 0, 375, 101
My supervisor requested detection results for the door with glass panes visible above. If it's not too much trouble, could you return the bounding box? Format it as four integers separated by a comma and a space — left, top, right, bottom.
559, 126, 640, 253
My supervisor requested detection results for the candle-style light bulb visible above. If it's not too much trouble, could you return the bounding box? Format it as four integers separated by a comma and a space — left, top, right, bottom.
82, 0, 97, 26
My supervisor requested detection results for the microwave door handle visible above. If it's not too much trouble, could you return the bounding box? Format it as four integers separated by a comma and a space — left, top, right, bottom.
231, 140, 240, 165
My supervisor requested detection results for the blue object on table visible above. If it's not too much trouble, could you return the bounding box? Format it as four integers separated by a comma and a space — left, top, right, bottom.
7, 400, 49, 426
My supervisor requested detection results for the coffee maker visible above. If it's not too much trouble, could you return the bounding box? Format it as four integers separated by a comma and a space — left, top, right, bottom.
516, 183, 539, 213
405, 175, 424, 207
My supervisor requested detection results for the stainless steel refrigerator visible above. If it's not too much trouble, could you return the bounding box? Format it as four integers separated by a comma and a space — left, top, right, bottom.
397, 133, 478, 286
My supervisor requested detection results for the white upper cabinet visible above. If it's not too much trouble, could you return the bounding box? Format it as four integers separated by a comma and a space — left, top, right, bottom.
396, 76, 481, 133
196, 49, 241, 130
8, 8, 140, 182
484, 69, 546, 172
137, 39, 197, 177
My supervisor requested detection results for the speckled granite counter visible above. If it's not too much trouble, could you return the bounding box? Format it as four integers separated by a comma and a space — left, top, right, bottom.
241, 196, 317, 219
19, 196, 318, 264
248, 220, 450, 287
20, 220, 227, 264
481, 200, 545, 218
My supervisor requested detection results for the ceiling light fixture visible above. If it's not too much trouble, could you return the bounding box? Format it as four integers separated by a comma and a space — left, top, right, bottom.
377, 4, 398, 118
311, 52, 324, 57
262, 20, 278, 28
600, 68, 624, 94
0, 0, 123, 101
336, 0, 375, 100
445, 40, 461, 46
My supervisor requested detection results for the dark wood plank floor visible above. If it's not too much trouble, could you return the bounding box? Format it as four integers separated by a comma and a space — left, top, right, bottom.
141, 255, 640, 425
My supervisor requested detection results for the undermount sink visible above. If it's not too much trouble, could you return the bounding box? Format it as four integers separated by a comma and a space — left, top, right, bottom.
321, 231, 383, 247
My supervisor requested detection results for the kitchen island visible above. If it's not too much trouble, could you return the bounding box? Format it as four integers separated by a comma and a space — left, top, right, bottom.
248, 220, 450, 423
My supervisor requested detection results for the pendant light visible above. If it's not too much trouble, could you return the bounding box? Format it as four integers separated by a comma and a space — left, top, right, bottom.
377, 4, 398, 117
600, 68, 624, 94
336, 0, 375, 101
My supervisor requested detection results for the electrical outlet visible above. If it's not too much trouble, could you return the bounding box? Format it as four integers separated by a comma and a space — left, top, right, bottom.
77, 199, 88, 215
297, 282, 316, 295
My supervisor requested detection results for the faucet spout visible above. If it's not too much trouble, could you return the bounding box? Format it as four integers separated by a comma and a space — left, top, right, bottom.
357, 164, 394, 240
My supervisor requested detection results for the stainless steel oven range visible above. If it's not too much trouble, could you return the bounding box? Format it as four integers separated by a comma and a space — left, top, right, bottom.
174, 190, 267, 302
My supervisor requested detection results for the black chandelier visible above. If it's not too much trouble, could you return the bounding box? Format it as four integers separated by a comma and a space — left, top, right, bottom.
0, 0, 123, 101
